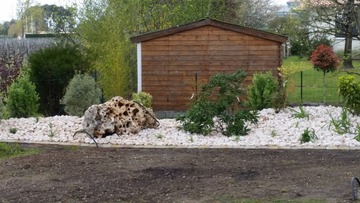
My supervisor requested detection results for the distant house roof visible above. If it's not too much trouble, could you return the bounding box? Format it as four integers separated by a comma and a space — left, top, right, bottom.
306, 0, 360, 6
130, 18, 288, 44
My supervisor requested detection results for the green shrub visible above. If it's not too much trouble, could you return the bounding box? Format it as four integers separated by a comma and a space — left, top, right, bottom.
5, 74, 39, 118
247, 72, 278, 110
9, 128, 17, 134
28, 44, 90, 116
338, 75, 360, 115
177, 70, 258, 136
300, 128, 317, 143
0, 94, 4, 119
61, 73, 102, 117
132, 92, 152, 108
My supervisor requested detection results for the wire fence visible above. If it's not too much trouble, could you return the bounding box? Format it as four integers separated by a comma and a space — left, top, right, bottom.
287, 70, 343, 106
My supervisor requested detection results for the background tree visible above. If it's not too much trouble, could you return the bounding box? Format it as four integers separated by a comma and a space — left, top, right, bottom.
16, 0, 34, 37
310, 44, 340, 103
23, 5, 47, 34
0, 21, 13, 36
42, 4, 77, 33
267, 13, 309, 56
28, 44, 90, 116
77, 0, 280, 99
236, 0, 280, 29
301, 0, 360, 68
7, 21, 22, 38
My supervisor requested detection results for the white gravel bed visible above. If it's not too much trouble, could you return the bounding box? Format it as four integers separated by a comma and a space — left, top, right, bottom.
1, 106, 360, 148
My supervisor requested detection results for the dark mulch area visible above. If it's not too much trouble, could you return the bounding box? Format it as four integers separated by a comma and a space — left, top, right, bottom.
0, 143, 360, 202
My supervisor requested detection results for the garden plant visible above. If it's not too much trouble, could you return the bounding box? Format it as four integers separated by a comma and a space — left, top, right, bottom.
300, 127, 317, 143
177, 70, 258, 136
338, 75, 360, 115
28, 44, 90, 116
310, 44, 340, 103
61, 73, 102, 117
247, 71, 278, 110
132, 92, 153, 108
5, 73, 39, 118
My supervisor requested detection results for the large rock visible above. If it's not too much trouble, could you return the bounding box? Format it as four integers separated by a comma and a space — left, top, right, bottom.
82, 96, 159, 138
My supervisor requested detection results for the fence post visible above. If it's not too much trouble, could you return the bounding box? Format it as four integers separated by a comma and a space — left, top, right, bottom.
301, 71, 303, 104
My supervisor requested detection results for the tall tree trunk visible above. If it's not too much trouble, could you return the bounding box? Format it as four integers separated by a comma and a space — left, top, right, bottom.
343, 0, 354, 69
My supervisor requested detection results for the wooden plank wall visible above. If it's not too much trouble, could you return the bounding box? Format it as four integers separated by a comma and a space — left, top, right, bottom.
141, 26, 282, 111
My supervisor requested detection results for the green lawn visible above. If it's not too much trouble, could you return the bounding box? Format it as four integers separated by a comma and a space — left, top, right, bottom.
282, 56, 360, 105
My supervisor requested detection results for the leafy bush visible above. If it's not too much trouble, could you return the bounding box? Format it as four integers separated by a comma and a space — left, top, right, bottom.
9, 128, 17, 134
300, 128, 317, 144
132, 92, 152, 108
61, 73, 102, 117
28, 44, 90, 116
5, 74, 39, 118
247, 72, 278, 110
177, 70, 258, 136
338, 75, 360, 115
310, 44, 340, 73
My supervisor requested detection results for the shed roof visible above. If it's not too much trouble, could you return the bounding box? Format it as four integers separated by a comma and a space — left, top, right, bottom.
130, 18, 288, 43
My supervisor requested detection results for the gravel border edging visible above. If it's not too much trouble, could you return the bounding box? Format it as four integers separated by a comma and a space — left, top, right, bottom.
1, 139, 360, 150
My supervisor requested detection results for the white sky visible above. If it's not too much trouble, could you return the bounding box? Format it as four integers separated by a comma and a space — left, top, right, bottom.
0, 0, 79, 22
0, 0, 290, 23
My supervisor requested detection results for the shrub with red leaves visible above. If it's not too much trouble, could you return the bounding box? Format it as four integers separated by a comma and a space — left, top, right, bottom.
310, 44, 340, 73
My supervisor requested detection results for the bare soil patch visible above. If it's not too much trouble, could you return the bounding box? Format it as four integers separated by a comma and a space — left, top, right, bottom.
0, 144, 360, 202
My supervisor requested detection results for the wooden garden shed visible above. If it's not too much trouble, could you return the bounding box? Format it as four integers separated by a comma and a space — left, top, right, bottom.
130, 18, 287, 115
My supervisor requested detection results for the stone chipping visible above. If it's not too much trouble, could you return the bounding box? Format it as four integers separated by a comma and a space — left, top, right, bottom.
1, 106, 360, 149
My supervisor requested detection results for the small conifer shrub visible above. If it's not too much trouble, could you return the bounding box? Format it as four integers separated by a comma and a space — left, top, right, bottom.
5, 74, 39, 118
247, 71, 278, 110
